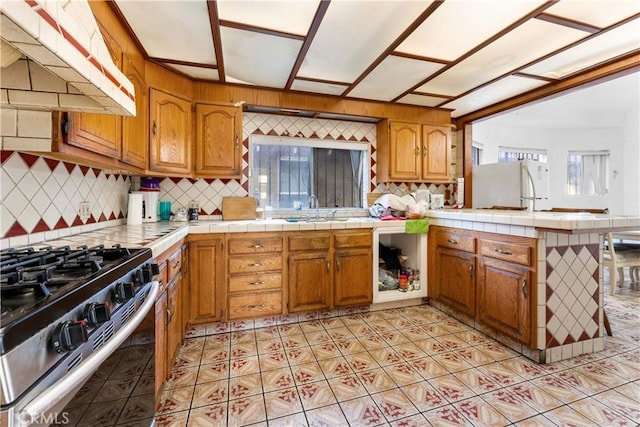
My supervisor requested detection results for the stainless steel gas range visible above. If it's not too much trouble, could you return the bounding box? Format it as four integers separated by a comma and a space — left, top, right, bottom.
0, 245, 159, 427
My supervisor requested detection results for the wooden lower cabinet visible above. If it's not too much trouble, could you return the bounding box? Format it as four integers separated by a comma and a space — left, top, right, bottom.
435, 246, 476, 317
334, 230, 373, 306
429, 226, 536, 348
166, 272, 182, 368
288, 251, 333, 312
477, 258, 531, 344
154, 290, 167, 398
188, 236, 224, 323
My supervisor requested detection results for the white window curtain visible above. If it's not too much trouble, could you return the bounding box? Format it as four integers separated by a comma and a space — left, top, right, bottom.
582, 154, 609, 195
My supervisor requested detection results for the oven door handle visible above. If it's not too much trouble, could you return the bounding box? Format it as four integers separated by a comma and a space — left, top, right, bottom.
21, 280, 160, 420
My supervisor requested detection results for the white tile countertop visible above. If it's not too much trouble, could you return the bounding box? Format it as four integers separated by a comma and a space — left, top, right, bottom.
14, 209, 639, 258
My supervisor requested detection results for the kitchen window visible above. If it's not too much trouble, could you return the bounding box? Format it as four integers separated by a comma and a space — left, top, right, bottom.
567, 150, 610, 196
472, 142, 483, 166
498, 147, 547, 163
249, 135, 368, 209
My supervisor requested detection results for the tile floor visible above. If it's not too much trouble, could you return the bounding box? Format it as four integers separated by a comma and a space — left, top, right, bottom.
64, 277, 640, 427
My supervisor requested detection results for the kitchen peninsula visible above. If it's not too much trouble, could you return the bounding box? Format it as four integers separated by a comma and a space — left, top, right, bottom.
27, 208, 640, 366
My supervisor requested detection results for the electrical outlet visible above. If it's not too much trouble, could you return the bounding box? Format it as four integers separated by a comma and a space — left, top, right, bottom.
79, 201, 91, 221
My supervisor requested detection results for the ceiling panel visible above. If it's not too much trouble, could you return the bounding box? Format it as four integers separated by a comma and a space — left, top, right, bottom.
396, 93, 451, 108
217, 0, 319, 36
442, 75, 547, 118
221, 27, 302, 88
297, 1, 431, 83
290, 79, 348, 96
165, 64, 219, 81
545, 0, 640, 28
348, 56, 445, 102
417, 19, 590, 96
115, 1, 215, 64
522, 19, 640, 79
396, 0, 548, 61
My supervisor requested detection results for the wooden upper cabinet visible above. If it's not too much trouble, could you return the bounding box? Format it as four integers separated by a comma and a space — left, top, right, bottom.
389, 121, 421, 181
195, 103, 242, 178
422, 124, 451, 181
149, 88, 192, 175
377, 120, 451, 183
121, 58, 148, 169
65, 25, 122, 159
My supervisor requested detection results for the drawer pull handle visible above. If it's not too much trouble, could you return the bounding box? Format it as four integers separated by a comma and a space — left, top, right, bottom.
171, 260, 181, 268
468, 265, 473, 279
494, 248, 513, 255
249, 281, 265, 286
248, 263, 265, 267
447, 239, 459, 244
248, 304, 264, 309
326, 259, 330, 273
522, 279, 527, 298
423, 145, 428, 157
249, 244, 264, 249
336, 259, 340, 272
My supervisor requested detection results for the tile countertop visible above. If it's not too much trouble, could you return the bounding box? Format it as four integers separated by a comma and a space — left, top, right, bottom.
18, 210, 639, 258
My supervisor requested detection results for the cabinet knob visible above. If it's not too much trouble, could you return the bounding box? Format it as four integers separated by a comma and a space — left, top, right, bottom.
522, 279, 527, 298
235, 134, 239, 148
152, 120, 157, 138
468, 264, 473, 279
423, 145, 427, 157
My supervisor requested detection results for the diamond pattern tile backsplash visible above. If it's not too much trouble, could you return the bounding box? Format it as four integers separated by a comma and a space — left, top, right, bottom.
1, 151, 129, 247
1, 112, 455, 246
150, 113, 455, 215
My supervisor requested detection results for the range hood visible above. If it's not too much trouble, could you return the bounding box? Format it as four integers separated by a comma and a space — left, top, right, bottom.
0, 0, 135, 116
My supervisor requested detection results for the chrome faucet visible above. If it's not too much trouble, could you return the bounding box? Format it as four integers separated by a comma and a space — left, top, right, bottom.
308, 194, 319, 220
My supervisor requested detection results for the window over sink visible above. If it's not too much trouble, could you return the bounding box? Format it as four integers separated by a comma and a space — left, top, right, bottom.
249, 135, 368, 210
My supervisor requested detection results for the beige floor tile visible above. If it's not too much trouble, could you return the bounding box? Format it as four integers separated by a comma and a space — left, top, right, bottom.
186, 403, 227, 426
339, 395, 386, 426
345, 351, 381, 372
230, 341, 258, 359
482, 389, 538, 423
154, 410, 189, 427
318, 356, 354, 379
335, 339, 367, 355
310, 342, 343, 360
431, 352, 473, 373
229, 373, 262, 400
267, 411, 308, 427
368, 347, 403, 366
261, 367, 295, 392
453, 368, 500, 393
305, 403, 349, 426
286, 346, 317, 365
402, 380, 448, 412
569, 396, 636, 426
358, 368, 397, 394
595, 389, 640, 422
298, 380, 338, 410
543, 405, 601, 427
163, 366, 199, 390
422, 404, 472, 426
117, 394, 155, 424
453, 396, 510, 426
191, 379, 228, 409
383, 362, 420, 386
156, 386, 194, 415
388, 413, 429, 427
532, 375, 588, 403
428, 374, 476, 404
229, 355, 259, 377
504, 382, 563, 413
409, 356, 448, 380
93, 376, 138, 402
196, 361, 229, 384
256, 338, 283, 354
228, 394, 267, 425
371, 388, 418, 422
258, 350, 289, 371
291, 361, 326, 385
328, 374, 368, 402
264, 387, 303, 420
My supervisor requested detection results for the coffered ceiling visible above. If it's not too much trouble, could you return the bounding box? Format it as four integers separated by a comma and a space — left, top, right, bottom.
112, 0, 640, 119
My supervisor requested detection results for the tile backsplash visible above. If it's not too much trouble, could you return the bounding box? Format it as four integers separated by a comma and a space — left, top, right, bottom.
1, 150, 129, 248
1, 112, 455, 247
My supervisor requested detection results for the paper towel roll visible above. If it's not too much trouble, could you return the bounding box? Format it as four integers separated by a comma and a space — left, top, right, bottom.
127, 193, 143, 225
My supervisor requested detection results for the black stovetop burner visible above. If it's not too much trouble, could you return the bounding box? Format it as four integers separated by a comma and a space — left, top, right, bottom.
0, 244, 151, 353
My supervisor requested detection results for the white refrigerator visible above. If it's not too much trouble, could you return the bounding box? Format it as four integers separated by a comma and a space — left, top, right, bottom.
472, 160, 550, 211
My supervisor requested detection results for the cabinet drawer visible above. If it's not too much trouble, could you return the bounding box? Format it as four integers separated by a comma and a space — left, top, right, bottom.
227, 291, 282, 320
228, 236, 282, 255
167, 249, 182, 282
228, 274, 282, 293
435, 230, 475, 253
228, 255, 283, 274
478, 239, 531, 266
334, 231, 372, 249
288, 233, 330, 251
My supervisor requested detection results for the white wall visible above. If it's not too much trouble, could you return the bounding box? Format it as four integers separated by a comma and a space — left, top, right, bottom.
472, 122, 637, 215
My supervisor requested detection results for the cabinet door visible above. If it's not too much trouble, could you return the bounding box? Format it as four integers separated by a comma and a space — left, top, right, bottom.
477, 257, 531, 344
154, 291, 167, 398
288, 252, 332, 312
166, 273, 182, 375
421, 125, 451, 181
149, 89, 192, 174
65, 27, 122, 159
389, 122, 421, 181
121, 58, 148, 169
189, 239, 224, 323
335, 248, 372, 306
195, 104, 242, 178
436, 246, 475, 317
